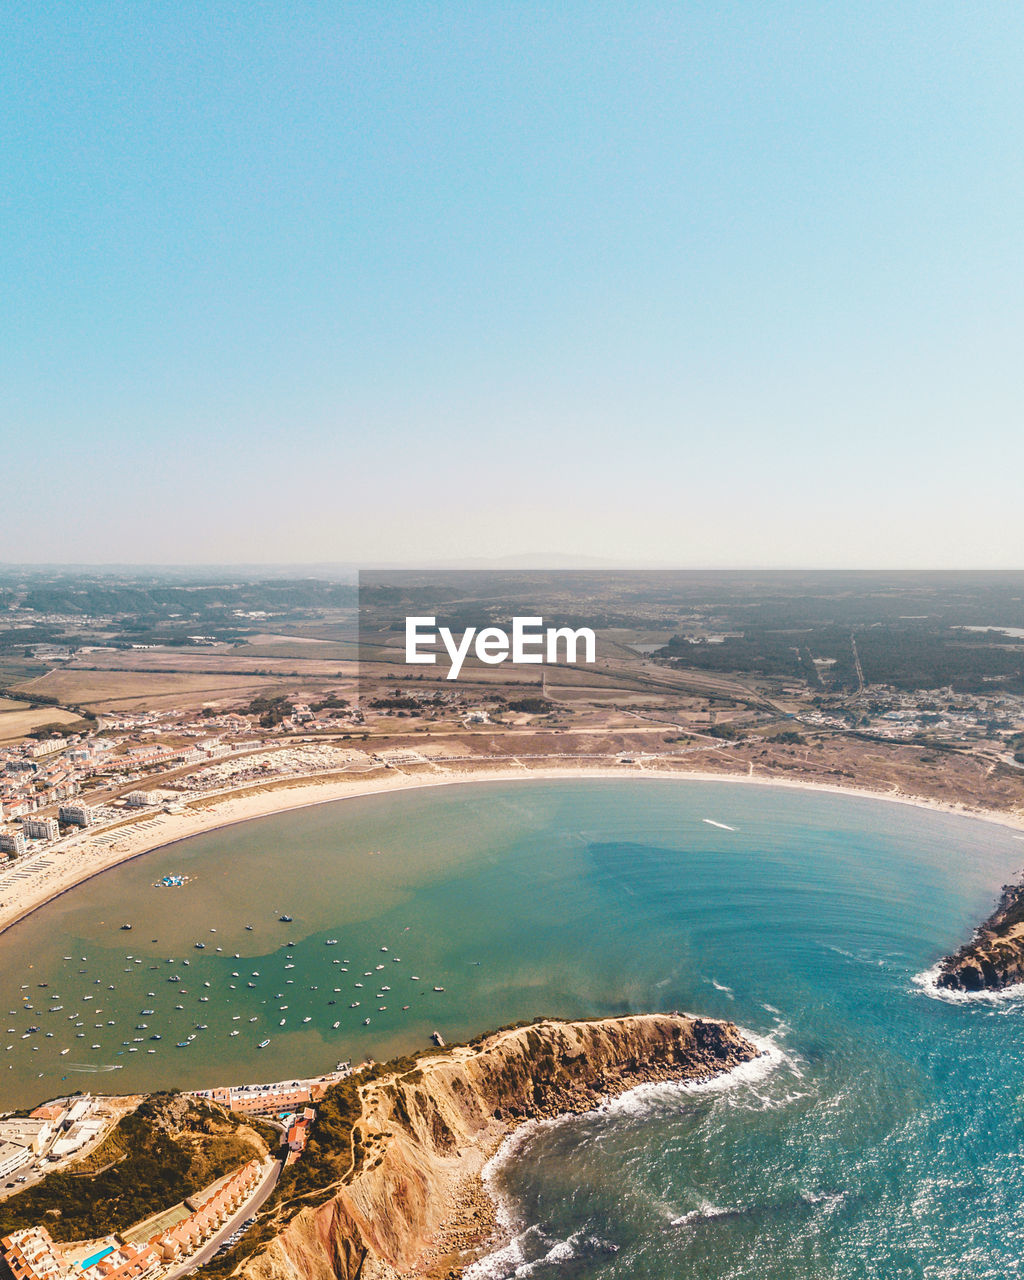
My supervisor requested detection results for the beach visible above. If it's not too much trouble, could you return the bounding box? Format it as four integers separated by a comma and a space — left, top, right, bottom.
2, 760, 1022, 943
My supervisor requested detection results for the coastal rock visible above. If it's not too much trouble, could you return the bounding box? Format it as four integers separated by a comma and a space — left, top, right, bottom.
236, 1013, 759, 1280
937, 881, 1024, 991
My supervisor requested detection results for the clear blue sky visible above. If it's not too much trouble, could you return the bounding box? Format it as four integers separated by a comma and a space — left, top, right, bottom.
3, 2, 1022, 567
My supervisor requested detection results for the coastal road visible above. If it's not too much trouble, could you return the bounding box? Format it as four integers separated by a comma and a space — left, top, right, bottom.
164, 1157, 282, 1280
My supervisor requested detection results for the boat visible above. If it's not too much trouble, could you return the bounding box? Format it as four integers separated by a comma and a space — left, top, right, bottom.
121, 924, 132, 931
279, 915, 293, 923
258, 1039, 270, 1048
194, 942, 205, 949
350, 1002, 360, 1008
431, 1031, 445, 1047
302, 1016, 312, 1023
176, 1041, 190, 1048
230, 1030, 239, 1036
363, 1018, 370, 1025
325, 939, 338, 946
60, 1048, 69, 1056
245, 924, 254, 931
332, 1021, 340, 1029
433, 987, 445, 992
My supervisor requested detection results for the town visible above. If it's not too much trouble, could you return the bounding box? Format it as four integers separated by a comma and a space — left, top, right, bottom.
0, 1061, 355, 1280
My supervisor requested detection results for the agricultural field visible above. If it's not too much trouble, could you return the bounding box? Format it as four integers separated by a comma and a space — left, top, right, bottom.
0, 697, 85, 743
12, 668, 302, 714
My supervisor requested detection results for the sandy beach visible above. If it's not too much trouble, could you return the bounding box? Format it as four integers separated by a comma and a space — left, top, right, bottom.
1, 761, 1022, 942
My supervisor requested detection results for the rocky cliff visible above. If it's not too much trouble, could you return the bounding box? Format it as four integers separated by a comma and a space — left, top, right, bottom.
235, 1013, 758, 1280
937, 881, 1024, 991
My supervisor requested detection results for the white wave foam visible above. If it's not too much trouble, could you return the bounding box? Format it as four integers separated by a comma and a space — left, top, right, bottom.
593, 1031, 788, 1119
467, 1225, 618, 1279
671, 1199, 733, 1227
800, 1188, 847, 1213
462, 1227, 527, 1280
912, 964, 1024, 1005
470, 1028, 790, 1275
710, 978, 735, 999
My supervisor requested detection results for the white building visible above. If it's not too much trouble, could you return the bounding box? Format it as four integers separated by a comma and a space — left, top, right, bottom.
23, 817, 59, 841
58, 803, 93, 828
124, 792, 157, 808
0, 1140, 31, 1181
0, 829, 27, 856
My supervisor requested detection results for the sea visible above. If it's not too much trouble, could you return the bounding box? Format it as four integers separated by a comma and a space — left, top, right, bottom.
1, 778, 1023, 1278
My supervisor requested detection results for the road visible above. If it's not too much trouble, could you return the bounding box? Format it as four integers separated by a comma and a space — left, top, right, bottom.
163, 1157, 282, 1280
850, 633, 865, 692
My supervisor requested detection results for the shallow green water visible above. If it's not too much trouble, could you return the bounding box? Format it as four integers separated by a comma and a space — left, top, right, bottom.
1, 779, 1022, 1277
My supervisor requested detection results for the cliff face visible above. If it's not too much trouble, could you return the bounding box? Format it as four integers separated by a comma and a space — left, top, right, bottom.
938, 882, 1024, 991
238, 1014, 758, 1280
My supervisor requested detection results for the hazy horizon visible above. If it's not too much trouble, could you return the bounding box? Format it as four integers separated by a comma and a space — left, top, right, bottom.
4, 4, 1021, 567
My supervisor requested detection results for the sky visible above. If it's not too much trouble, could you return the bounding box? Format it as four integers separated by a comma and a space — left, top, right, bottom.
2, 2, 1022, 568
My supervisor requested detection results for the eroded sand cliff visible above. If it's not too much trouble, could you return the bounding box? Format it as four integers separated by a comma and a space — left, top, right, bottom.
236, 1013, 758, 1280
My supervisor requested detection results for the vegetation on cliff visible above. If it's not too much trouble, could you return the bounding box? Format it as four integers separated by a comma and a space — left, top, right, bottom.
0, 1094, 271, 1243
213, 1013, 757, 1280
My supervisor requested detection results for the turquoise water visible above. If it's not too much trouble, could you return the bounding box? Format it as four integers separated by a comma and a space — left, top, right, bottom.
1, 779, 1023, 1277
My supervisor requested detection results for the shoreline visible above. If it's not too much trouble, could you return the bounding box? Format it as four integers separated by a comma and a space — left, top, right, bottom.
229, 1013, 760, 1280
452, 1029, 780, 1279
2, 761, 1023, 943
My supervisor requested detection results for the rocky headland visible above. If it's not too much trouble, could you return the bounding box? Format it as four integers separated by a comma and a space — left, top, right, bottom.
233, 1013, 759, 1280
937, 880, 1024, 991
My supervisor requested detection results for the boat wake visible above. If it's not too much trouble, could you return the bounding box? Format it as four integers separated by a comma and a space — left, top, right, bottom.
702, 818, 737, 831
